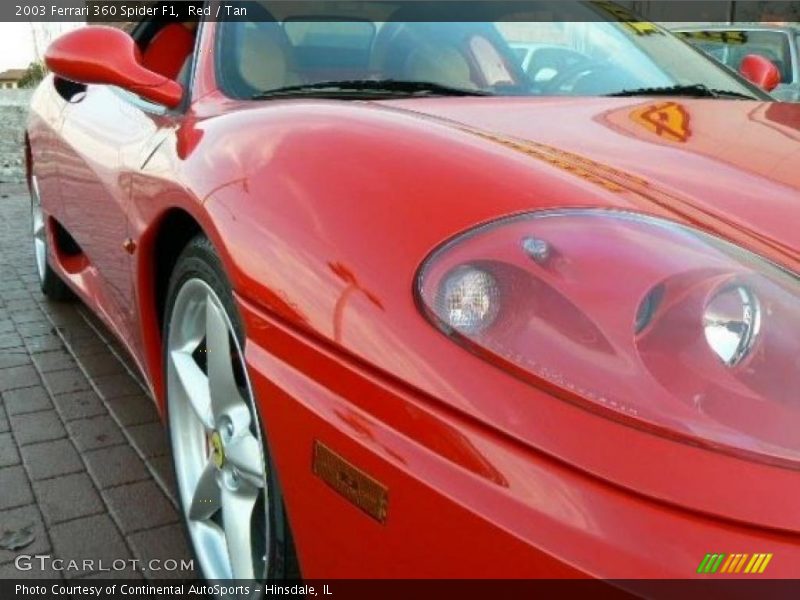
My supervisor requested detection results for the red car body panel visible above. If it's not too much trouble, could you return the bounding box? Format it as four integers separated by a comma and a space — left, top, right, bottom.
26, 20, 800, 577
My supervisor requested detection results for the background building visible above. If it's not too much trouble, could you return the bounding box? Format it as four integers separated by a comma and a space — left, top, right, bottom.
0, 69, 26, 90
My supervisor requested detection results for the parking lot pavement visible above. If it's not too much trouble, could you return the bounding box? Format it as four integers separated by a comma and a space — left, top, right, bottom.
0, 182, 195, 580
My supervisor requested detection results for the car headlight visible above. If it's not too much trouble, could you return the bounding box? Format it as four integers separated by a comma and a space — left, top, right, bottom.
702, 284, 762, 367
416, 210, 800, 466
436, 266, 501, 335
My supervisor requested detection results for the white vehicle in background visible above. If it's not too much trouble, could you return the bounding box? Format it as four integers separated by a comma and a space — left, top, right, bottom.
673, 24, 800, 101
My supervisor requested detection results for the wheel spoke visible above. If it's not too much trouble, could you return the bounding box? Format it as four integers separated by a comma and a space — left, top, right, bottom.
188, 460, 222, 521
31, 187, 47, 281
226, 432, 265, 488
170, 350, 214, 430
222, 485, 258, 580
205, 297, 248, 423
32, 216, 44, 240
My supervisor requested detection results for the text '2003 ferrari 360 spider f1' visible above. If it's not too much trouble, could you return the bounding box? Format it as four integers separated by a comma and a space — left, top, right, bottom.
25, 0, 800, 582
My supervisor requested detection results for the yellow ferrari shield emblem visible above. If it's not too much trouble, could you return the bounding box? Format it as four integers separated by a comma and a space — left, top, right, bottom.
210, 431, 225, 469
630, 101, 692, 143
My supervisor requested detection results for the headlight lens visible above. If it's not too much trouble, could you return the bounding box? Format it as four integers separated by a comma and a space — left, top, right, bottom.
703, 284, 762, 366
416, 210, 800, 466
436, 266, 500, 335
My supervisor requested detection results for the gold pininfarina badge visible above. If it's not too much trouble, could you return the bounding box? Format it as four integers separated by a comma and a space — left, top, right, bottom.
312, 441, 388, 524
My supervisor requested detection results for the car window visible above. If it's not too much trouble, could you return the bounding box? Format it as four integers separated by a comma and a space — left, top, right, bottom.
284, 20, 375, 50
677, 30, 794, 83
284, 20, 376, 74
511, 46, 528, 63
216, 0, 765, 100
470, 36, 515, 86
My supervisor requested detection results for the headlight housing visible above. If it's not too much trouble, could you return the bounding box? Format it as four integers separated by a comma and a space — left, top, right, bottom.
416, 210, 800, 467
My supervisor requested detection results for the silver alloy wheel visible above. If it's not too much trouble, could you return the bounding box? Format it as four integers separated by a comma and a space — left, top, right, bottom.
30, 176, 47, 283
167, 278, 269, 581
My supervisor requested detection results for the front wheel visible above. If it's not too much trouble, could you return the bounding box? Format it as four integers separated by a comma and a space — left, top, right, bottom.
163, 235, 297, 583
30, 175, 72, 301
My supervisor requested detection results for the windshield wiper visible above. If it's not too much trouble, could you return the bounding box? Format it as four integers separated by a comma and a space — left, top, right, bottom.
607, 84, 756, 100
252, 79, 491, 99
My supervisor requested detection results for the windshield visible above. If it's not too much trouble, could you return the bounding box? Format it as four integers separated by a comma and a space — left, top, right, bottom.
216, 1, 764, 99
676, 29, 794, 84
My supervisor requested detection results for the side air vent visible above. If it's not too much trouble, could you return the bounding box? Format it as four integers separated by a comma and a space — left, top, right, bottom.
51, 219, 89, 273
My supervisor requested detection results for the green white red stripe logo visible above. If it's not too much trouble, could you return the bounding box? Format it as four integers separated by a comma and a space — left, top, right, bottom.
697, 553, 773, 574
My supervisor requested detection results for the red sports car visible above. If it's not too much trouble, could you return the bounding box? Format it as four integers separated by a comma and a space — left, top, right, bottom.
27, 0, 800, 581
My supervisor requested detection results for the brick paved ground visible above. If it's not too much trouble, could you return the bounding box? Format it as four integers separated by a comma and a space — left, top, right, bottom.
0, 182, 195, 580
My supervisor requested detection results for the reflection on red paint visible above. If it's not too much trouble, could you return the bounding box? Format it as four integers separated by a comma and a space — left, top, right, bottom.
630, 102, 692, 143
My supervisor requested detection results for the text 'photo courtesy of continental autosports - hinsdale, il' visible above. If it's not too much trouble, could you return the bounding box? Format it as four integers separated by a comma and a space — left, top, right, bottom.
2, 0, 800, 595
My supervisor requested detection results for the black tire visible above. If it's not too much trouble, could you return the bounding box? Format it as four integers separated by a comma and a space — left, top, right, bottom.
162, 234, 300, 583
39, 261, 73, 301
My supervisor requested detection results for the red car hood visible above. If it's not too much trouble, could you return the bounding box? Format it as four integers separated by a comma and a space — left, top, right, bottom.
382, 96, 800, 269
199, 95, 800, 533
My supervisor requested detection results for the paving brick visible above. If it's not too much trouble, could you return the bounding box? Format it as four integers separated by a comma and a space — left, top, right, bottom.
127, 523, 195, 579
92, 373, 144, 401
0, 504, 51, 565
1, 279, 25, 290
17, 321, 56, 339
0, 289, 31, 302
108, 342, 133, 362
84, 444, 150, 489
76, 309, 105, 331
40, 368, 91, 396
103, 480, 179, 534
34, 473, 104, 525
148, 455, 179, 502
49, 514, 131, 578
42, 309, 83, 327
2, 385, 53, 415
0, 560, 63, 579
0, 465, 34, 510
4, 301, 34, 314
31, 349, 78, 374
0, 432, 20, 467
79, 352, 127, 378
0, 347, 30, 369
1, 189, 194, 581
25, 333, 67, 353
21, 439, 83, 481
9, 410, 66, 446
63, 336, 107, 358
39, 302, 74, 318
0, 364, 39, 392
126, 422, 168, 458
10, 310, 46, 325
56, 321, 98, 342
0, 332, 24, 350
51, 390, 107, 422
105, 394, 159, 427
127, 371, 148, 391
66, 415, 125, 451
